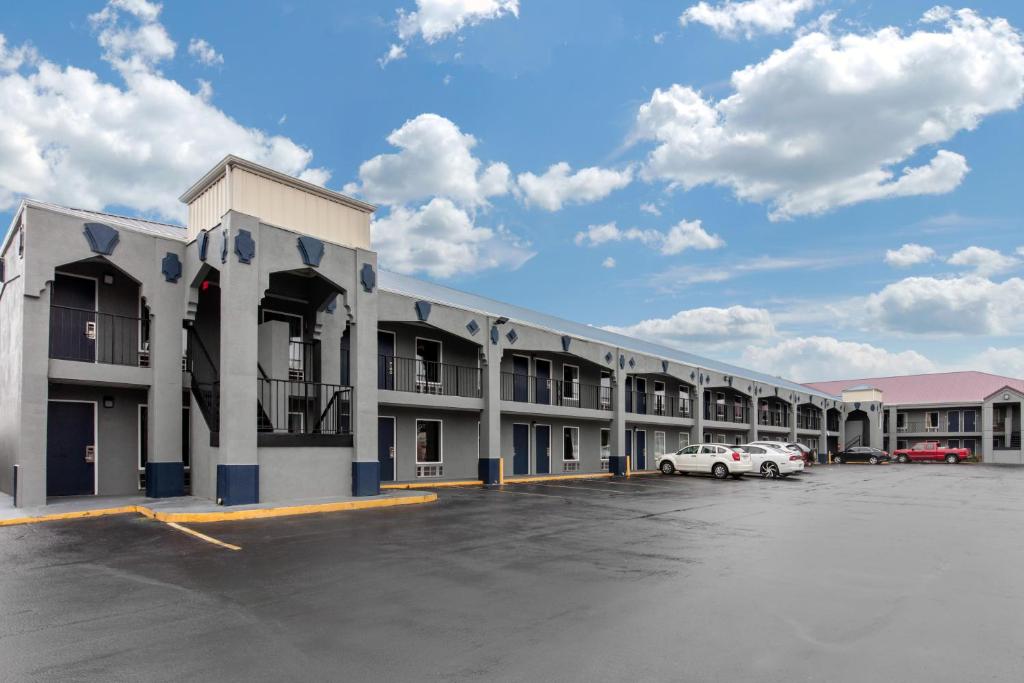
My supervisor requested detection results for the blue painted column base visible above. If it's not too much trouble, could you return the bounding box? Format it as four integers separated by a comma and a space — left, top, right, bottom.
478, 458, 501, 485
216, 464, 259, 505
609, 455, 628, 476
145, 462, 185, 498
352, 461, 380, 496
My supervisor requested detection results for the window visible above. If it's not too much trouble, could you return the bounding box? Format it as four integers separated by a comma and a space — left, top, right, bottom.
654, 431, 666, 460
947, 411, 960, 433
287, 397, 306, 434
600, 371, 612, 409
416, 420, 442, 463
964, 410, 977, 432
963, 439, 976, 456
263, 309, 305, 380
563, 427, 580, 461
679, 432, 690, 450
679, 445, 700, 455
654, 382, 666, 415
896, 412, 907, 431
926, 412, 940, 431
415, 338, 442, 385
735, 436, 743, 445
563, 365, 580, 403
948, 439, 960, 449
897, 439, 908, 450
600, 429, 610, 461
703, 432, 712, 443
715, 434, 727, 444
745, 446, 765, 454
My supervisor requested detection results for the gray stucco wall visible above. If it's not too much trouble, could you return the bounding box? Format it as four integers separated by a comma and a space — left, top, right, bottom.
189, 392, 218, 501
381, 407, 480, 482
48, 383, 147, 496
500, 416, 607, 475
0, 237, 25, 497
258, 446, 352, 502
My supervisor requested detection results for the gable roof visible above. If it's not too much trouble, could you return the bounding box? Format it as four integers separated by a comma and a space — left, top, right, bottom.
804, 371, 1024, 405
22, 200, 187, 241
379, 270, 840, 401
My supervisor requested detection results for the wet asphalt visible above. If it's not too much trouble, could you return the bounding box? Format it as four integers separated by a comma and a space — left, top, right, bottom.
2, 464, 1024, 682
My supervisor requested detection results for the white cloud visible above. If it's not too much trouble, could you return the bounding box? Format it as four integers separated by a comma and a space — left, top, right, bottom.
653, 33, 666, 44
681, 0, 817, 39
188, 38, 223, 66
0, 34, 37, 72
0, 3, 328, 220
517, 162, 633, 211
345, 113, 510, 208
741, 336, 935, 382
635, 9, 1024, 220
640, 202, 661, 216
602, 256, 616, 269
864, 276, 1024, 335
661, 219, 725, 254
574, 219, 724, 255
947, 246, 1020, 276
371, 197, 532, 278
885, 243, 936, 267
605, 306, 775, 345
383, 0, 519, 64
967, 347, 1024, 378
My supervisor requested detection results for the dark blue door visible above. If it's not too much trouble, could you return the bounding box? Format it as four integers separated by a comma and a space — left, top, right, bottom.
47, 401, 95, 497
378, 417, 395, 481
512, 356, 530, 402
636, 379, 647, 415
378, 332, 395, 390
535, 425, 550, 474
636, 430, 647, 470
513, 424, 530, 475
49, 273, 96, 362
625, 377, 633, 412
535, 360, 551, 404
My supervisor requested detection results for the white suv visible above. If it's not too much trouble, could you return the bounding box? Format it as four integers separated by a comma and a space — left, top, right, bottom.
738, 443, 804, 478
658, 444, 753, 479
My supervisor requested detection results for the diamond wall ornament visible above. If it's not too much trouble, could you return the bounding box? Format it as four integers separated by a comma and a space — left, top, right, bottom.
628, 358, 636, 368
605, 352, 614, 364
466, 319, 480, 336
619, 355, 625, 369
506, 328, 518, 344
490, 326, 499, 345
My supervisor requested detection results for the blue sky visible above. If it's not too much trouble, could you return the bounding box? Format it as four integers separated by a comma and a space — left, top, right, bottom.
1, 0, 1022, 381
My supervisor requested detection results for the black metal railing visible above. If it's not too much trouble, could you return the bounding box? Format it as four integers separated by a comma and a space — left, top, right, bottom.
897, 420, 980, 433
49, 305, 148, 366
288, 340, 321, 382
501, 372, 612, 411
827, 415, 840, 432
758, 410, 790, 428
185, 326, 220, 432
704, 403, 749, 424
627, 392, 692, 418
257, 378, 352, 435
378, 354, 482, 398
797, 413, 821, 430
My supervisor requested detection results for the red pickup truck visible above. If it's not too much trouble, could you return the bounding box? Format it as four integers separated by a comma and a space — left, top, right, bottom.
893, 441, 970, 464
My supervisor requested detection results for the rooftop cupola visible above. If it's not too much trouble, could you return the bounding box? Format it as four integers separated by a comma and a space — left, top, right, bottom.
179, 155, 375, 249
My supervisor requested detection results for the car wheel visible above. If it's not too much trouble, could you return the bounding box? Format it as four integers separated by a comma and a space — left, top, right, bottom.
946, 454, 959, 464
712, 463, 728, 479
660, 461, 675, 475
869, 455, 879, 465
761, 462, 779, 479
833, 455, 842, 464
898, 454, 909, 464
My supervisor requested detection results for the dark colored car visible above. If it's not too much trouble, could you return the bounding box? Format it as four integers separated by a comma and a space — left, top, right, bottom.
833, 447, 890, 465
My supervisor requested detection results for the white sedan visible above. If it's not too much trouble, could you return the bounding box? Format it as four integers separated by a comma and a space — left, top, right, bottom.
737, 444, 804, 478
658, 444, 753, 479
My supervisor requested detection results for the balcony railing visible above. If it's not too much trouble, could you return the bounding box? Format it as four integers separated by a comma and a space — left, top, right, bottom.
501, 372, 612, 411
288, 340, 320, 382
49, 305, 149, 367
378, 354, 482, 398
897, 421, 980, 433
797, 413, 821, 430
758, 410, 790, 428
257, 378, 351, 435
627, 392, 692, 418
704, 403, 749, 424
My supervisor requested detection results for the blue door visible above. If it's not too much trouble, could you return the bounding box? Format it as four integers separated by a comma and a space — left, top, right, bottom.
625, 377, 633, 412
635, 379, 647, 415
636, 430, 647, 470
49, 274, 96, 363
535, 360, 551, 404
513, 424, 530, 475
535, 425, 550, 474
47, 401, 95, 496
512, 356, 530, 402
378, 417, 395, 481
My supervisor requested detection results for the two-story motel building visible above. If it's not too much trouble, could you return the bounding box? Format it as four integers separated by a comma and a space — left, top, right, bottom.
1, 156, 1021, 508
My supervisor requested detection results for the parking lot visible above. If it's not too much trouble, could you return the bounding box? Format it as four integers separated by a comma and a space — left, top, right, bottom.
3, 465, 1024, 681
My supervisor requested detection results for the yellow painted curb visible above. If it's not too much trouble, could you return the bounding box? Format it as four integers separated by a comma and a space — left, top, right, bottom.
503, 472, 614, 484
381, 480, 481, 490
0, 493, 438, 527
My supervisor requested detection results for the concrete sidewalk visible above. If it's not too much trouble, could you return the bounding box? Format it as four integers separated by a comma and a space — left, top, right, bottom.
0, 489, 436, 526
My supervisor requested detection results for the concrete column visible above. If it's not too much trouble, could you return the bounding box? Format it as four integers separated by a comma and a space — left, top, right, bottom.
818, 408, 828, 462
981, 402, 994, 462
478, 317, 502, 484
318, 306, 346, 385
215, 212, 260, 505
788, 402, 798, 442
350, 248, 379, 496
609, 352, 627, 475
886, 406, 898, 452
144, 275, 186, 498
749, 395, 760, 443
14, 287, 52, 507
693, 377, 704, 445
869, 403, 884, 450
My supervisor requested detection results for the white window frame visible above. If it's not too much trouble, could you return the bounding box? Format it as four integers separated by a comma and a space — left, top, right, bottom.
263, 308, 306, 380
679, 432, 690, 449
963, 409, 978, 432
896, 412, 907, 432
926, 411, 940, 432
414, 336, 444, 392
600, 428, 610, 461
415, 418, 443, 465
715, 434, 727, 444
562, 363, 580, 406
562, 426, 580, 461
599, 370, 612, 410
654, 431, 666, 460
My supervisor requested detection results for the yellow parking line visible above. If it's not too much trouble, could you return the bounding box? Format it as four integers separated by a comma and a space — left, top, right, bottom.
164, 521, 241, 551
